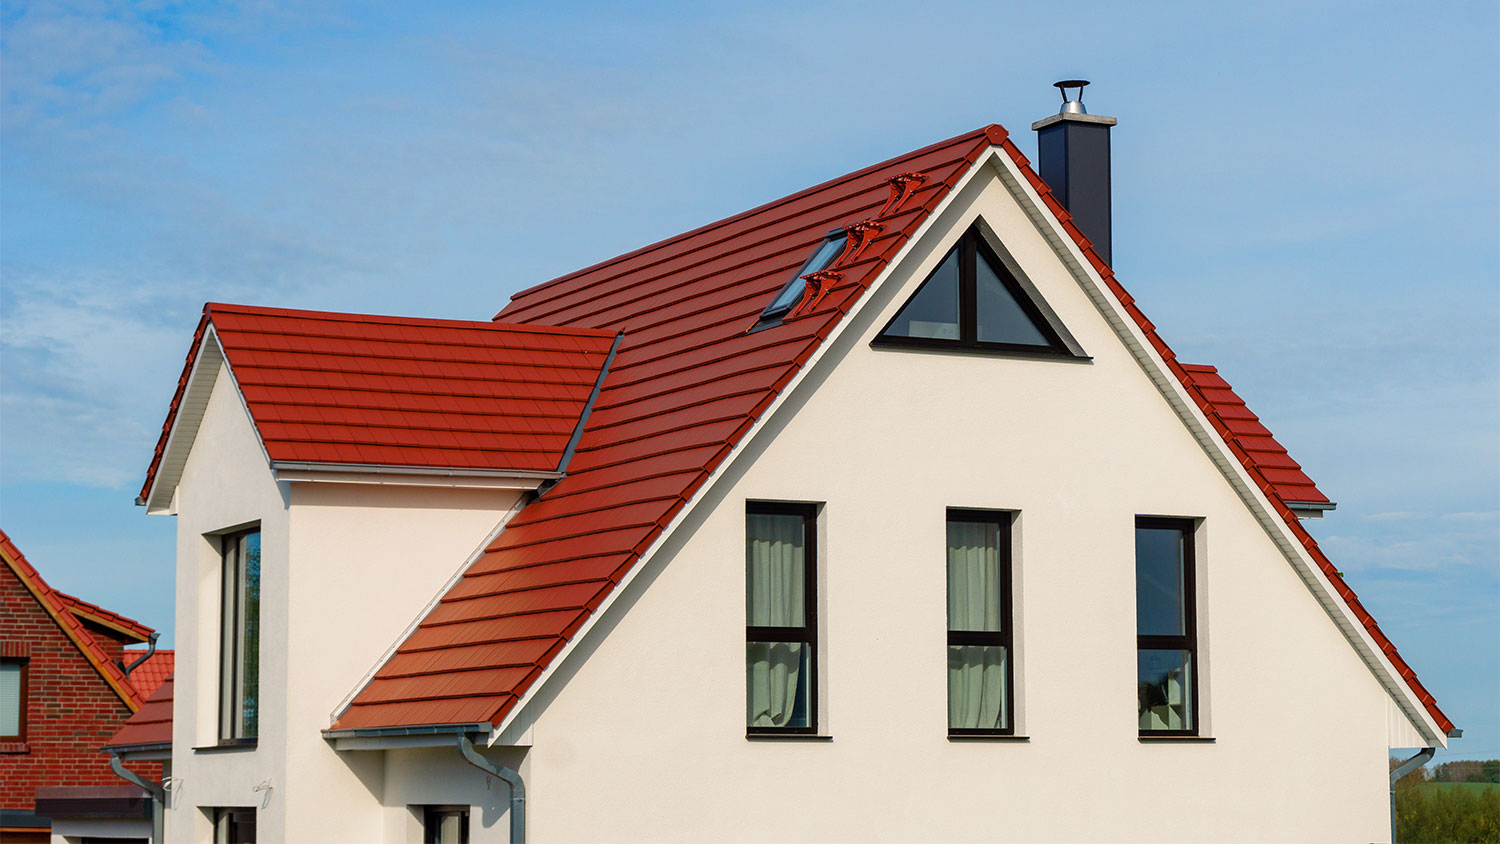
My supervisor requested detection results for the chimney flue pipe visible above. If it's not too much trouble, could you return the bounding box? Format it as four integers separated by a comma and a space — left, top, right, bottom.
1033, 80, 1117, 266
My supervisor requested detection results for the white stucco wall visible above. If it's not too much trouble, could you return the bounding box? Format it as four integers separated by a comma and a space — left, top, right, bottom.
161, 362, 522, 842
483, 162, 1405, 842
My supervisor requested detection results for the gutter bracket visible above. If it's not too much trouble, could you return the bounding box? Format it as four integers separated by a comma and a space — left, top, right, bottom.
457, 735, 525, 843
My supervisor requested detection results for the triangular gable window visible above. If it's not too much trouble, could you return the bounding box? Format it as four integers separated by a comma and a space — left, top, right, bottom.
877, 226, 1076, 356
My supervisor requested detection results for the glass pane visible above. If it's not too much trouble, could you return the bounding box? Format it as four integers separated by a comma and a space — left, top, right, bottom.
948, 645, 1007, 730
747, 642, 811, 728
975, 249, 1051, 346
803, 233, 848, 275
746, 513, 805, 628
1138, 649, 1193, 731
219, 539, 239, 739
1136, 526, 1186, 636
947, 520, 1001, 632
0, 663, 20, 736
240, 532, 261, 738
438, 813, 463, 844
884, 247, 960, 340
762, 234, 848, 318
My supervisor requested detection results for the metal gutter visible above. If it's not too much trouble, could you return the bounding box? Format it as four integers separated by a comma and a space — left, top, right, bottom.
270, 461, 562, 480
109, 754, 164, 844
322, 722, 492, 740
459, 735, 525, 844
1390, 747, 1435, 843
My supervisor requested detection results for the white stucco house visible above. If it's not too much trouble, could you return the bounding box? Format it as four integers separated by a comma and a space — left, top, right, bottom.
109, 87, 1457, 843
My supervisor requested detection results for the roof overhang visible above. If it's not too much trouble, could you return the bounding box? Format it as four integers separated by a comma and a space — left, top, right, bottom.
271, 462, 557, 490
1286, 500, 1338, 519
322, 722, 492, 751
475, 141, 1449, 749
102, 742, 172, 761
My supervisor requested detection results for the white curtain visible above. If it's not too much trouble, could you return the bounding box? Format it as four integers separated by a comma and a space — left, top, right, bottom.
947, 521, 1006, 729
747, 513, 805, 728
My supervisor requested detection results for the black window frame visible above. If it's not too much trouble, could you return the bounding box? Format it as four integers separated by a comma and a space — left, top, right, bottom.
752, 229, 849, 330
945, 509, 1016, 737
422, 805, 471, 844
745, 501, 819, 736
874, 226, 1074, 357
218, 527, 261, 744
0, 656, 27, 742
212, 807, 256, 844
1135, 516, 1200, 737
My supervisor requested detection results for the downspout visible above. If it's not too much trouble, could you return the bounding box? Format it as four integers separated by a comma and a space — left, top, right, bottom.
110, 755, 165, 844
458, 735, 525, 843
122, 631, 160, 677
1389, 747, 1434, 844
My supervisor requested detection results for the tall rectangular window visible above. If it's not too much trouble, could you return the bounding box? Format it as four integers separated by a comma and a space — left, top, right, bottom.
746, 502, 817, 734
0, 658, 26, 741
423, 806, 471, 844
213, 807, 256, 843
947, 510, 1013, 734
219, 528, 261, 742
1136, 517, 1198, 735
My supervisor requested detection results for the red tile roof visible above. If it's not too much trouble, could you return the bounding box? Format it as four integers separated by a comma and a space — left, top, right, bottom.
140, 305, 617, 501
104, 674, 173, 751
54, 590, 154, 643
322, 123, 1448, 736
1178, 364, 1330, 506
124, 649, 174, 699
0, 529, 145, 712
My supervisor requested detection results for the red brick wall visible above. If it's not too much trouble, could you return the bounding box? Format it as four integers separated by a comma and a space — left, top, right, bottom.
0, 565, 162, 810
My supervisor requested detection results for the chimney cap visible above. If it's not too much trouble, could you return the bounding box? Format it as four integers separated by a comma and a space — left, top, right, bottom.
1053, 79, 1090, 114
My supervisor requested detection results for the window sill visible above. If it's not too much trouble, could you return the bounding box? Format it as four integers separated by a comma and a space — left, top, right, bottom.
0, 741, 29, 754
1138, 735, 1215, 743
745, 734, 832, 742
948, 734, 1030, 742
193, 739, 258, 752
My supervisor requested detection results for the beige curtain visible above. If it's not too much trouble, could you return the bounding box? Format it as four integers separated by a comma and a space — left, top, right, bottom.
947, 521, 1006, 729
747, 513, 806, 727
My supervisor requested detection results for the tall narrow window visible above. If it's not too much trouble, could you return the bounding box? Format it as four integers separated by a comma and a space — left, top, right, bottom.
746, 502, 817, 734
219, 528, 261, 742
946, 510, 1013, 735
1136, 518, 1198, 735
423, 806, 470, 844
0, 658, 26, 741
213, 807, 256, 843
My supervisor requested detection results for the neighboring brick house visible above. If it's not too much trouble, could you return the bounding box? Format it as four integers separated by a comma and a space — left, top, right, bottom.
1, 528, 172, 843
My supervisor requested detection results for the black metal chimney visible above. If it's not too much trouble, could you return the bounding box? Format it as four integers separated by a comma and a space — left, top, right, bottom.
1033, 80, 1117, 265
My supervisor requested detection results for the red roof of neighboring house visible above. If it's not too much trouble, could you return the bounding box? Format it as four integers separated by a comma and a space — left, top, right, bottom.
124, 650, 174, 698
0, 529, 146, 712
139, 304, 617, 501
104, 674, 173, 751
322, 124, 1448, 736
54, 590, 155, 643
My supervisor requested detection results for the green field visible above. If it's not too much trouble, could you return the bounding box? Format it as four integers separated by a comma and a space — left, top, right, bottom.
1420, 782, 1500, 796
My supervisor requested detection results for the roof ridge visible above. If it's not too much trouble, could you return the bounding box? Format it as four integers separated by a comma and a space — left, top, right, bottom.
500, 126, 1000, 314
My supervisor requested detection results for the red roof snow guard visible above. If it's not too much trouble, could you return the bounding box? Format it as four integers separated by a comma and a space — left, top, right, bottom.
139, 305, 616, 499
332, 123, 1450, 737
993, 137, 1452, 735
331, 126, 1004, 730
0, 529, 145, 711
105, 674, 174, 751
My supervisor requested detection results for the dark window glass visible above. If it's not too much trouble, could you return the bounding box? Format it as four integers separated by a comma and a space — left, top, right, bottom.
746, 502, 817, 733
1135, 518, 1198, 735
0, 658, 26, 740
876, 226, 1071, 355
759, 232, 849, 322
884, 248, 960, 340
946, 511, 1014, 734
213, 808, 256, 844
219, 529, 261, 741
423, 806, 470, 844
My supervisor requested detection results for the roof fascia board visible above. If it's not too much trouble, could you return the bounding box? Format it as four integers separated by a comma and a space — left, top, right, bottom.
104, 744, 172, 760
68, 608, 153, 643
986, 147, 1445, 746
0, 544, 141, 712
271, 463, 555, 490
484, 146, 998, 746
144, 326, 276, 514
329, 494, 533, 728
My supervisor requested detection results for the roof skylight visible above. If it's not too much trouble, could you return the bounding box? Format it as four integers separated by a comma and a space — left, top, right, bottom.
758, 231, 849, 323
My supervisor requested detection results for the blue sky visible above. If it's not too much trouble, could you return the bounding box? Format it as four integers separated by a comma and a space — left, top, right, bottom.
1, 1, 1495, 759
